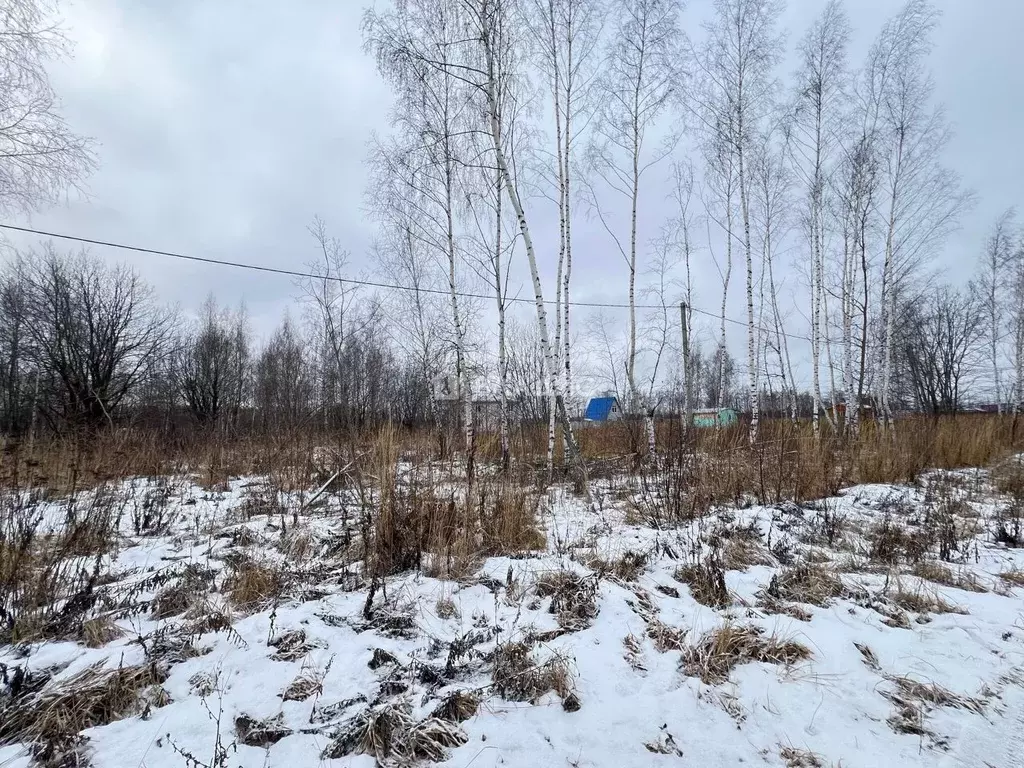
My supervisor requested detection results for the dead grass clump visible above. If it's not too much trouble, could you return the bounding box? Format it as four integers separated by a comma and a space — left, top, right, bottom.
681, 624, 812, 684
992, 458, 1024, 498
282, 674, 323, 702
646, 619, 687, 654
887, 582, 966, 616
780, 746, 825, 768
225, 558, 285, 611
722, 536, 774, 570
235, 713, 292, 747
408, 717, 470, 761
674, 558, 730, 608
322, 700, 468, 763
0, 661, 168, 760
151, 563, 215, 619
492, 641, 576, 707
890, 676, 983, 713
478, 483, 547, 555
910, 561, 987, 593
81, 615, 124, 648
430, 690, 479, 723
756, 597, 813, 622
270, 629, 323, 662
868, 518, 929, 565
997, 569, 1024, 588
279, 526, 315, 562
884, 675, 983, 735
435, 597, 459, 620
588, 549, 648, 581
535, 570, 599, 631
763, 564, 844, 607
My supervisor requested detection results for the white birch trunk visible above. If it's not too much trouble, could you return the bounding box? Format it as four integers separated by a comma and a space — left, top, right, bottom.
478, 3, 594, 507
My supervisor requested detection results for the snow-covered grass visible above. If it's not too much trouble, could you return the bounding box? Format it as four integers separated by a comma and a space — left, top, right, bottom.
2, 459, 1024, 767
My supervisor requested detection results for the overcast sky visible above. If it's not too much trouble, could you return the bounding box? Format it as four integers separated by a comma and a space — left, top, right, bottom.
3, 0, 1023, 384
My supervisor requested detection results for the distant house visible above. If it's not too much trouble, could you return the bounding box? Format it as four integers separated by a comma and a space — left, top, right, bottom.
691, 407, 739, 428
584, 396, 621, 422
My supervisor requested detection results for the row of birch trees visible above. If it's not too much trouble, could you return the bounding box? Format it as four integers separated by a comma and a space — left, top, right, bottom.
361, 0, 1013, 472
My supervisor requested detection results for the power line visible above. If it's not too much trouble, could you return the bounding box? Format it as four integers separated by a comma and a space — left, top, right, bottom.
0, 221, 823, 345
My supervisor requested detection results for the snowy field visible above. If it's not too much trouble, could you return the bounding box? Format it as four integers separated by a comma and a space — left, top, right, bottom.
3, 462, 1024, 768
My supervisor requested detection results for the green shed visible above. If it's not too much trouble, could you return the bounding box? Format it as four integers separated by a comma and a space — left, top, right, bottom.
691, 407, 739, 428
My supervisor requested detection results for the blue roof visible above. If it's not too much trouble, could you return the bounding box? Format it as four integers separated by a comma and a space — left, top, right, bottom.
585, 397, 618, 421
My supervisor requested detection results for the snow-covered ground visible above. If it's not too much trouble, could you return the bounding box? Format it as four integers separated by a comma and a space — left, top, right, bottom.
3, 465, 1024, 768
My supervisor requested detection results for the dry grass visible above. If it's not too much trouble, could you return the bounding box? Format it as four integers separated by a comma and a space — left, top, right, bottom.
435, 597, 460, 620
998, 569, 1024, 588
235, 713, 292, 747
81, 615, 124, 648
681, 624, 812, 684
587, 549, 648, 582
780, 746, 825, 768
430, 690, 479, 723
535, 570, 600, 631
763, 564, 845, 607
492, 641, 577, 708
225, 557, 285, 612
151, 563, 215, 619
887, 581, 967, 616
910, 561, 988, 593
674, 558, 730, 608
722, 535, 774, 570
885, 674, 984, 735
282, 674, 323, 702
321, 700, 467, 763
868, 518, 930, 566
645, 619, 688, 653
0, 661, 168, 763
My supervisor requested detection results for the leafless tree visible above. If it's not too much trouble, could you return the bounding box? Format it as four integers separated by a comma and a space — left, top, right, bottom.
860, 0, 972, 428
364, 4, 479, 481
896, 284, 984, 415
0, 0, 95, 215
21, 247, 174, 432
525, 0, 604, 424
787, 0, 849, 436
1010, 232, 1024, 416
176, 295, 248, 427
254, 314, 312, 432
0, 256, 30, 434
697, 0, 784, 444
588, 0, 683, 428
978, 209, 1016, 411
752, 132, 797, 421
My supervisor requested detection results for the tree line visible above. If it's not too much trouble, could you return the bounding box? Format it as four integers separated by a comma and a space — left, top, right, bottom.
0, 0, 1022, 451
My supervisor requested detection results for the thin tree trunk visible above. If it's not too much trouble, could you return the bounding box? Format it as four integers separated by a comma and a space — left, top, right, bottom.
681, 302, 692, 440
479, 7, 594, 507
737, 134, 758, 444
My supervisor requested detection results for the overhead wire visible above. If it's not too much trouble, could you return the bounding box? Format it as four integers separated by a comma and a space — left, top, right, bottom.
0, 222, 975, 351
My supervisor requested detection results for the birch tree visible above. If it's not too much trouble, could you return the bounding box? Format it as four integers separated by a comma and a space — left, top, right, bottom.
0, 0, 95, 215
699, 0, 784, 444
863, 0, 971, 428
367, 0, 597, 502
1011, 233, 1024, 416
526, 0, 604, 421
979, 209, 1016, 411
588, 0, 683, 449
364, 2, 478, 482
752, 133, 797, 421
787, 0, 849, 436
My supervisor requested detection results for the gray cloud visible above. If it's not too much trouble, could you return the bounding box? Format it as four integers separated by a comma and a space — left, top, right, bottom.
3, 0, 1020, 368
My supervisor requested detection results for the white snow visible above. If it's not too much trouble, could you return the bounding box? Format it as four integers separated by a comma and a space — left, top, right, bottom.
2, 465, 1024, 767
